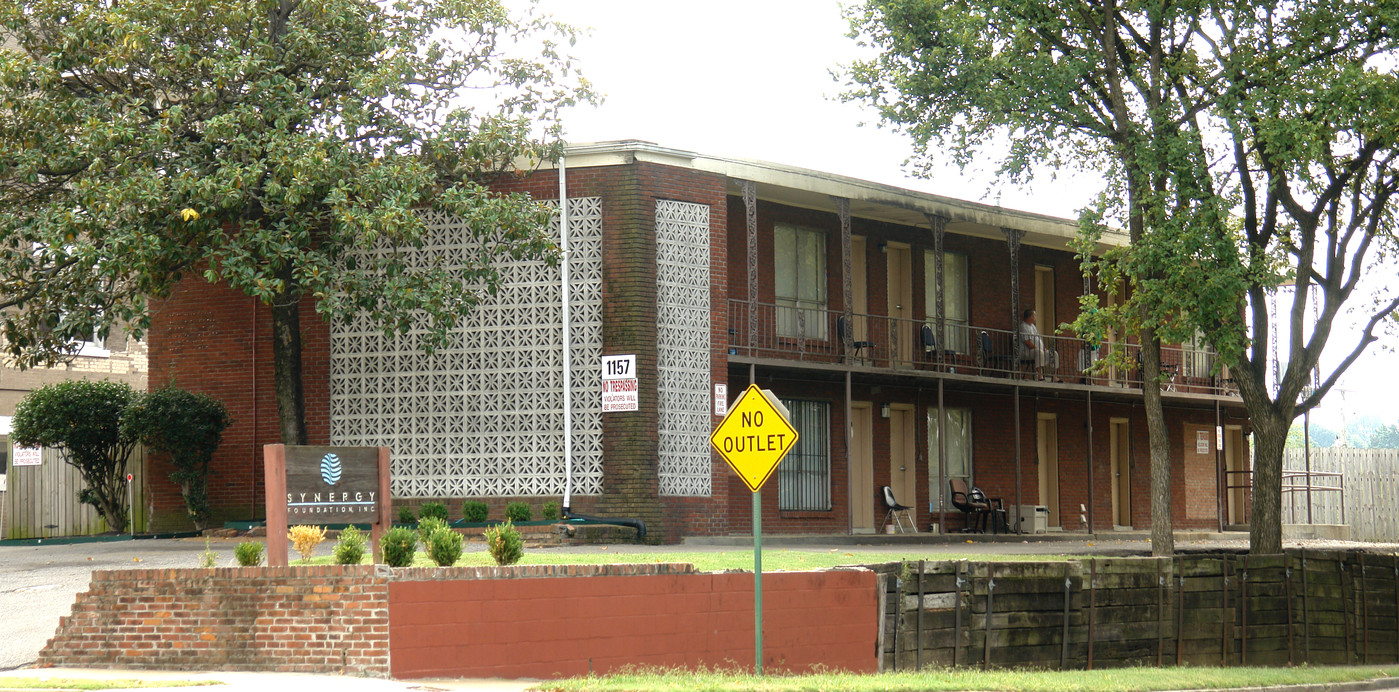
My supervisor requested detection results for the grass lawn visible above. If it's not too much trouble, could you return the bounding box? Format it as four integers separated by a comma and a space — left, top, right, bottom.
0, 678, 220, 690
298, 547, 1095, 571
536, 664, 1399, 692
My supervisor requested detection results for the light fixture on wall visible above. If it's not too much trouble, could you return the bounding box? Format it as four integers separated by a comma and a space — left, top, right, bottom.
880, 403, 891, 418
878, 241, 888, 253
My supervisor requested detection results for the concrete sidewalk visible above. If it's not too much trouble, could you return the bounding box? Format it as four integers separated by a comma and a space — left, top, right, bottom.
0, 667, 536, 691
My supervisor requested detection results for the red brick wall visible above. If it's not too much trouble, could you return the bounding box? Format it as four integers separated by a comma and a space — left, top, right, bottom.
38, 566, 389, 675
389, 567, 879, 679
146, 280, 330, 530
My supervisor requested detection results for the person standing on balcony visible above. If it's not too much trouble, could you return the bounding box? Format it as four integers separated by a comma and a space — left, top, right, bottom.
1018, 309, 1059, 380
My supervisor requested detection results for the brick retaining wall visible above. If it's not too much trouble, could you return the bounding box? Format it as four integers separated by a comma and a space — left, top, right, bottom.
38, 565, 390, 675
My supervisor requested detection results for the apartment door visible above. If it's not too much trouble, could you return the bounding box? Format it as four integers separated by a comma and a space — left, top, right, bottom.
1110, 419, 1132, 527
889, 404, 918, 527
1034, 265, 1056, 333
852, 236, 869, 343
850, 402, 875, 533
1224, 426, 1247, 525
886, 242, 913, 366
1037, 413, 1060, 528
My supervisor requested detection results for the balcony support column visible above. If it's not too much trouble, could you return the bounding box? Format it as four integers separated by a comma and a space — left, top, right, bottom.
1015, 383, 1023, 534
926, 214, 948, 367
1087, 390, 1095, 532
1002, 227, 1026, 334
743, 180, 759, 348
837, 197, 853, 356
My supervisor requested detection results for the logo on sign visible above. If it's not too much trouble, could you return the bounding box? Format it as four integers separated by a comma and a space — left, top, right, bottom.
320, 453, 342, 485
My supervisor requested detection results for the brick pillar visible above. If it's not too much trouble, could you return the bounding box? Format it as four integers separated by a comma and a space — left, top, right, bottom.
596, 164, 666, 541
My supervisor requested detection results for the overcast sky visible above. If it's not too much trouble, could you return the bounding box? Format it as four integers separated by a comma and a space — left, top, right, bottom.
520, 0, 1398, 430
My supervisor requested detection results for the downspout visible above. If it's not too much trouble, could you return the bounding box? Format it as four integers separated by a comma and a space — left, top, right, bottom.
559, 153, 573, 517
251, 297, 258, 521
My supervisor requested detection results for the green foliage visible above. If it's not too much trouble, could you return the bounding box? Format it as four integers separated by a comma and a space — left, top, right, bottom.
417, 516, 448, 546
124, 387, 230, 531
334, 526, 368, 565
0, 0, 597, 443
542, 500, 560, 521
199, 538, 217, 569
505, 502, 532, 523
461, 500, 489, 523
397, 506, 416, 525
11, 380, 138, 532
1370, 424, 1399, 450
426, 526, 463, 567
234, 541, 264, 567
381, 527, 418, 568
484, 520, 524, 566
418, 502, 449, 523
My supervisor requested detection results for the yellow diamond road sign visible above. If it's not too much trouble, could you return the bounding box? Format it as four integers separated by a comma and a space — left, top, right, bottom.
710, 384, 799, 493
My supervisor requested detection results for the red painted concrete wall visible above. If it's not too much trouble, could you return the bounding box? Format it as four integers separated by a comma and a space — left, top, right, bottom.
388, 568, 880, 679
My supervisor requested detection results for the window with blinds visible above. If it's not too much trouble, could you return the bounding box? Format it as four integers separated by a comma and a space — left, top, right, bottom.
775, 223, 828, 340
777, 399, 831, 511
924, 250, 969, 353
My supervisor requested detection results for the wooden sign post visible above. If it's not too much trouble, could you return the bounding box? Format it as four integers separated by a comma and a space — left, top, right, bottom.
264, 445, 392, 567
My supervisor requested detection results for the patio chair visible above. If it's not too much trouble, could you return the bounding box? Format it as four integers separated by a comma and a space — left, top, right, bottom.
838, 315, 875, 363
978, 330, 1033, 377
880, 486, 916, 534
949, 478, 989, 533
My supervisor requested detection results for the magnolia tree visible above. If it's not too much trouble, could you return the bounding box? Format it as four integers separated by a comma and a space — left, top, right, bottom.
0, 0, 595, 444
844, 0, 1399, 554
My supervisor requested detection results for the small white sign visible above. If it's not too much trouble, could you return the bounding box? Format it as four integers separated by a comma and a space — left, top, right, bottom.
601, 355, 639, 412
602, 355, 636, 380
13, 446, 41, 467
714, 383, 728, 416
1217, 425, 1225, 451
1196, 430, 1211, 455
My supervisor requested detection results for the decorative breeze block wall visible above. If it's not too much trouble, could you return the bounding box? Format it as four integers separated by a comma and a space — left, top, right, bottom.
656, 199, 712, 496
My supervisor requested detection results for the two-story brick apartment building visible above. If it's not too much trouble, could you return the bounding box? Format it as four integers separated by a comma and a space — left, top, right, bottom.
145, 140, 1250, 539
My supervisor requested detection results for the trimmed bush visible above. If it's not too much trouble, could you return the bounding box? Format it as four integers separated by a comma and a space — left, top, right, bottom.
334, 526, 368, 565
288, 525, 327, 563
382, 527, 417, 567
542, 500, 560, 521
461, 500, 489, 523
505, 501, 532, 523
234, 541, 264, 567
417, 516, 447, 546
419, 501, 449, 522
124, 387, 230, 532
484, 520, 524, 566
426, 526, 463, 566
397, 506, 416, 524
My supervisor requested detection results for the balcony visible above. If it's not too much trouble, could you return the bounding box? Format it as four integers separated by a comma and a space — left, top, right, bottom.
726, 300, 1238, 397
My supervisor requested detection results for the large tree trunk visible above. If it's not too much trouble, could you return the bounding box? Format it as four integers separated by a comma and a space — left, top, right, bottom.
1248, 406, 1288, 554
271, 291, 308, 446
1140, 330, 1175, 556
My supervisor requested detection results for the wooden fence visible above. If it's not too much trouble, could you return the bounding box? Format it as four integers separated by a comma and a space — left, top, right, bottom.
874, 552, 1399, 671
1284, 448, 1399, 542
2, 447, 146, 539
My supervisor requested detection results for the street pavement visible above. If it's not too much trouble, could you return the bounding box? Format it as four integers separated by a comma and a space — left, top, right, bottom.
4, 533, 1396, 689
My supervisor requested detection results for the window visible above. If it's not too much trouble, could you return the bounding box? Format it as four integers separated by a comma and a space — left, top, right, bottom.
924, 251, 969, 352
775, 223, 827, 339
1183, 328, 1215, 379
928, 408, 972, 511
777, 399, 831, 510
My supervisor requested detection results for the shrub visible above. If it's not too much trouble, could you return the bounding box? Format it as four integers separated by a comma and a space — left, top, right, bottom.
234, 541, 264, 567
334, 526, 368, 565
123, 387, 230, 532
418, 501, 449, 522
461, 500, 489, 523
12, 380, 140, 532
541, 500, 560, 521
382, 527, 418, 567
287, 525, 327, 563
397, 506, 416, 524
426, 526, 463, 566
505, 501, 532, 523
417, 516, 447, 546
484, 520, 524, 566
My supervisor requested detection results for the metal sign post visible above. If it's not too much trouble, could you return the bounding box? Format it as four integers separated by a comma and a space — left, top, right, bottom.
709, 384, 798, 675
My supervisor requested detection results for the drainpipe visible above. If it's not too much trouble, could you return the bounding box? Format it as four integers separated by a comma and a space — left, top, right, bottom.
559, 153, 573, 517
